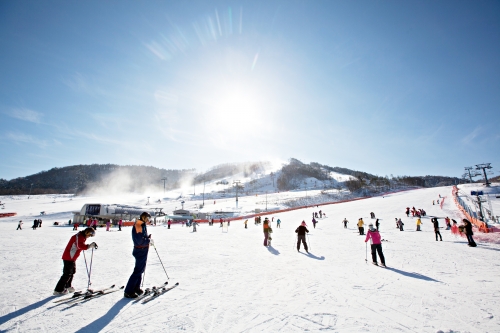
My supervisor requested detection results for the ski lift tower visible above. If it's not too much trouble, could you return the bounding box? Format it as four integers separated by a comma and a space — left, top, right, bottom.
475, 163, 493, 187
161, 177, 167, 194
233, 180, 241, 208
464, 167, 481, 183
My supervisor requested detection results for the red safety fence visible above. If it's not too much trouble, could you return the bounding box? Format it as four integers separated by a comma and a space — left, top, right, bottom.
0, 212, 17, 218
193, 188, 420, 223
452, 186, 493, 233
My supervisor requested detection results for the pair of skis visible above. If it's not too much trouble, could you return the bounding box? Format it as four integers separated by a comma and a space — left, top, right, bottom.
53, 284, 124, 305
128, 281, 179, 304
141, 282, 179, 304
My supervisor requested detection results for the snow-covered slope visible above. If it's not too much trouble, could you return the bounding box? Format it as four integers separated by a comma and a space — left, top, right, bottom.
0, 186, 499, 332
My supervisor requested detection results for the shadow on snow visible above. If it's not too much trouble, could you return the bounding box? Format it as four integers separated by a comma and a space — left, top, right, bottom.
267, 245, 280, 255
300, 252, 325, 260
74, 298, 129, 333
385, 267, 440, 282
0, 296, 56, 326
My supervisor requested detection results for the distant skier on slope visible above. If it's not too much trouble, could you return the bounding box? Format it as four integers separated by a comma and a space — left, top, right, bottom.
263, 217, 270, 246
53, 227, 97, 295
17, 220, 23, 230
431, 218, 443, 241
375, 219, 380, 231
312, 217, 317, 229
343, 218, 348, 228
276, 219, 281, 228
365, 223, 386, 267
295, 221, 309, 253
462, 219, 476, 247
416, 218, 422, 231
357, 218, 365, 235
192, 220, 199, 232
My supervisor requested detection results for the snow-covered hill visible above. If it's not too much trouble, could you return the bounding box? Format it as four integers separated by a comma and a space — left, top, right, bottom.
0, 185, 499, 332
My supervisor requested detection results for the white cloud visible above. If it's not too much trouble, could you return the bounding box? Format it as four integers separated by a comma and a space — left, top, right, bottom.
461, 126, 482, 145
7, 108, 42, 123
6, 132, 48, 148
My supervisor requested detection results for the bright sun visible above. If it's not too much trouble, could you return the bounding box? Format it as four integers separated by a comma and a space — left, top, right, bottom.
205, 81, 264, 135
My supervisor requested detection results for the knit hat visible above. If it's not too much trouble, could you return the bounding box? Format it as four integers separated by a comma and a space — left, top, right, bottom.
301, 221, 306, 226
368, 223, 375, 231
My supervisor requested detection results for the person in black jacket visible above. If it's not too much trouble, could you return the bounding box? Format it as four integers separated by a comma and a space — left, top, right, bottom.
463, 219, 476, 247
295, 221, 309, 253
431, 218, 442, 241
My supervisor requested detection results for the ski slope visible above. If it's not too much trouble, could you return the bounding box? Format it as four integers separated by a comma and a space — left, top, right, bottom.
0, 186, 499, 333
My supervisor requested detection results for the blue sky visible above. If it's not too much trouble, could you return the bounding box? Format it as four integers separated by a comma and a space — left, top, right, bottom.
1, 0, 499, 180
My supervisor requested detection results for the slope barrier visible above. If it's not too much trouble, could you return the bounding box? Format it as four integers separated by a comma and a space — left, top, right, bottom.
452, 186, 493, 233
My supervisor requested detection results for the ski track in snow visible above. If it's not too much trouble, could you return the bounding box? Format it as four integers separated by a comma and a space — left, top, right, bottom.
0, 186, 499, 332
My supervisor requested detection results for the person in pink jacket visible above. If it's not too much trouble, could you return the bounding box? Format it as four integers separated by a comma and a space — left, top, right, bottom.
365, 223, 386, 267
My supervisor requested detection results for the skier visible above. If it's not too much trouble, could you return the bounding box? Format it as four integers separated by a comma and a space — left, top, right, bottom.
295, 221, 309, 253
357, 218, 365, 235
118, 219, 123, 231
244, 220, 248, 229
124, 212, 152, 298
39, 219, 42, 227
365, 223, 386, 267
462, 219, 476, 247
17, 220, 23, 230
263, 217, 270, 246
106, 219, 111, 231
398, 218, 404, 231
312, 217, 317, 229
192, 220, 199, 232
451, 219, 459, 236
395, 218, 399, 228
431, 218, 443, 241
73, 222, 79, 231
445, 217, 451, 230
416, 217, 422, 231
276, 219, 281, 228
405, 207, 410, 217
343, 218, 348, 228
220, 218, 223, 228
319, 210, 322, 218
375, 218, 380, 231
53, 227, 97, 295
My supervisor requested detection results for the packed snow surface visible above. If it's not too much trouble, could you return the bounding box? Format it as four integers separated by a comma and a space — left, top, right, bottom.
1, 186, 499, 332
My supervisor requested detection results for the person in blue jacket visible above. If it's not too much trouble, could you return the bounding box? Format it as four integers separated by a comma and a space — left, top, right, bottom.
124, 212, 152, 298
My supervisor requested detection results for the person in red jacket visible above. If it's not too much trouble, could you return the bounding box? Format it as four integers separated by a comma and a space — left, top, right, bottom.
53, 227, 97, 295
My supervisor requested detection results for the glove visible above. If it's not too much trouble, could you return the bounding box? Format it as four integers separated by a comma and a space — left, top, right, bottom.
149, 238, 154, 246
89, 242, 98, 249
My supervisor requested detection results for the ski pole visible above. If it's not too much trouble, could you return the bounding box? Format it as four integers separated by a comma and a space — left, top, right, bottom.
142, 256, 148, 287
152, 243, 170, 280
366, 242, 370, 263
83, 250, 91, 289
88, 248, 94, 289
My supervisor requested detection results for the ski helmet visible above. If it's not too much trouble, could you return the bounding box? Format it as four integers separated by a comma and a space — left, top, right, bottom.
140, 212, 151, 221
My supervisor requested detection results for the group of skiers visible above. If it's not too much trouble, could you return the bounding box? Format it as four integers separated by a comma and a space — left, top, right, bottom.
54, 212, 156, 299
313, 210, 325, 219
406, 206, 427, 218
32, 218, 42, 229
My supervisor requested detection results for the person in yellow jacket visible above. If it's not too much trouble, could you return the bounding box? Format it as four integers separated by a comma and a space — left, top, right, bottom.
357, 218, 365, 235
416, 218, 422, 231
